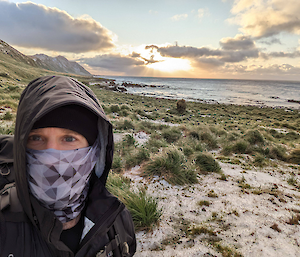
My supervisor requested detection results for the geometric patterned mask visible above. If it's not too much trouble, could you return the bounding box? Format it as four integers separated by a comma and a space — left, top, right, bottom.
26, 140, 100, 223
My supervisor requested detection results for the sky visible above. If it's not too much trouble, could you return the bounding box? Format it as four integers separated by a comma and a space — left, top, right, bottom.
1, 0, 300, 80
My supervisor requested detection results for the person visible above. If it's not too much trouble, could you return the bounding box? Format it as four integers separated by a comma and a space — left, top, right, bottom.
0, 75, 136, 256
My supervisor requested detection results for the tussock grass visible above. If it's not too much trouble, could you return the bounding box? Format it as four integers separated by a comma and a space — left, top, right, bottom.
125, 147, 150, 169
195, 153, 221, 173
267, 145, 287, 161
115, 119, 135, 130
123, 189, 162, 230
144, 137, 167, 153
111, 155, 122, 173
142, 147, 198, 185
245, 130, 264, 145
107, 173, 161, 230
161, 127, 181, 143
288, 149, 300, 164
2, 111, 13, 121
200, 132, 219, 150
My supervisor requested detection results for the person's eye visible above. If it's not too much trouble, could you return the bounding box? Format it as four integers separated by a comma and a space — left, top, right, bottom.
29, 135, 42, 141
64, 136, 76, 142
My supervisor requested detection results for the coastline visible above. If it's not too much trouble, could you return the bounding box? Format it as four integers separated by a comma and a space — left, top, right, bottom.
91, 77, 300, 110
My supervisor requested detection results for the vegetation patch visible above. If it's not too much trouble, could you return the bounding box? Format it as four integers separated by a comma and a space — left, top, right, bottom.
161, 127, 182, 143
142, 148, 198, 185
195, 153, 221, 173
107, 173, 161, 230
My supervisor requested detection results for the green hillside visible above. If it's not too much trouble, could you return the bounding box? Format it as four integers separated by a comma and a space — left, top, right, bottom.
0, 41, 91, 84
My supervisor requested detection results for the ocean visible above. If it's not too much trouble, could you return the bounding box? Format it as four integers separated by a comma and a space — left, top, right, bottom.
99, 76, 300, 109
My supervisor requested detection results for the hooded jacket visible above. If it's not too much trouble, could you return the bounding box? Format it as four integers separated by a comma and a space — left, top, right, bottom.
0, 76, 136, 257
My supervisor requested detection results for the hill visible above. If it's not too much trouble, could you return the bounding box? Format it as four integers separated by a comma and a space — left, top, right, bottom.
31, 54, 90, 76
0, 39, 90, 83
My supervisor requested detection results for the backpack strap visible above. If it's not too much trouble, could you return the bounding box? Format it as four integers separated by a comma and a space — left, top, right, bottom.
96, 233, 129, 257
0, 182, 27, 222
95, 215, 131, 257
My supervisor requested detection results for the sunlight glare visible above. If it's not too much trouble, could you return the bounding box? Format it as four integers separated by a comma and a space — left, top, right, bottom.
148, 58, 191, 73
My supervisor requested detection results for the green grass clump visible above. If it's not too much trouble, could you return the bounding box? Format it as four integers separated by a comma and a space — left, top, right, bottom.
197, 200, 210, 207
221, 140, 250, 155
125, 147, 150, 169
245, 130, 264, 145
107, 173, 161, 230
161, 127, 181, 143
115, 120, 135, 130
195, 153, 221, 173
269, 129, 284, 139
200, 132, 218, 150
111, 156, 123, 173
2, 111, 13, 120
182, 146, 194, 157
233, 141, 250, 154
267, 145, 287, 161
214, 243, 243, 257
122, 134, 135, 146
253, 155, 267, 167
188, 225, 216, 236
288, 149, 300, 164
144, 137, 167, 153
110, 104, 120, 113
189, 131, 200, 140
106, 172, 131, 190
285, 132, 300, 141
124, 189, 162, 230
287, 176, 297, 186
143, 148, 198, 185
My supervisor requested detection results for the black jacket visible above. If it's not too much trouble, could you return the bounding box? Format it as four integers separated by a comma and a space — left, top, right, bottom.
0, 76, 136, 257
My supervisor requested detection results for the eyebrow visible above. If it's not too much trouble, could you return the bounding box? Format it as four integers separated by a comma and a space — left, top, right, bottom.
29, 128, 82, 136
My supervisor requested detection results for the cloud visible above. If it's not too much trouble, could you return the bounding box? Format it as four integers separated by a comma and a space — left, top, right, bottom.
267, 51, 300, 58
257, 38, 282, 45
193, 58, 225, 70
229, 0, 300, 38
145, 45, 159, 51
197, 9, 205, 19
148, 38, 259, 65
224, 63, 300, 76
171, 13, 188, 21
197, 8, 209, 21
220, 34, 255, 50
80, 54, 146, 73
156, 45, 223, 58
131, 51, 159, 64
0, 0, 115, 53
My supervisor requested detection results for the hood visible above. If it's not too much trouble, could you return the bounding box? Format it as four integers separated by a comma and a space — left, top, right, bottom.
14, 75, 114, 224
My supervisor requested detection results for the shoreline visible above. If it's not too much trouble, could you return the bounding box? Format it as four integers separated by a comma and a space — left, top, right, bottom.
90, 78, 300, 111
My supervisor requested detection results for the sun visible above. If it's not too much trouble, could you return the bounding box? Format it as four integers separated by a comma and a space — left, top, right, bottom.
148, 57, 191, 73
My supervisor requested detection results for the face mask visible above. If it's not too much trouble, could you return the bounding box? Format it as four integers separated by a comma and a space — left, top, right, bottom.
26, 141, 100, 223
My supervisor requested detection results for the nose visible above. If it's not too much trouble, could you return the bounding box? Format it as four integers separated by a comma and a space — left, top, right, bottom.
45, 138, 60, 150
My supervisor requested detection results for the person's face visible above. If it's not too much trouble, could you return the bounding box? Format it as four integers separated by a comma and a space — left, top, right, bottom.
27, 127, 88, 150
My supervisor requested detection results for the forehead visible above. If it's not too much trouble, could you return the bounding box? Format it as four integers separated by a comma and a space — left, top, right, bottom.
29, 127, 82, 136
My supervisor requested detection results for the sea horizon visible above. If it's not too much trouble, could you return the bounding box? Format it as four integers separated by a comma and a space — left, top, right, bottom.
96, 75, 300, 84
97, 75, 300, 110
